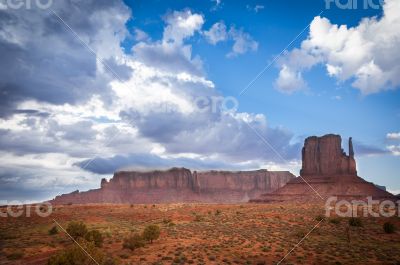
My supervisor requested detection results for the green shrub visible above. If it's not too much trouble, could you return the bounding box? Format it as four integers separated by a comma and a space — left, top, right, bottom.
47, 239, 118, 265
49, 226, 58, 235
123, 233, 145, 250
315, 215, 324, 222
194, 214, 204, 222
383, 222, 396, 234
85, 230, 103, 247
329, 218, 341, 224
142, 224, 160, 243
348, 217, 363, 227
66, 221, 88, 240
7, 251, 24, 260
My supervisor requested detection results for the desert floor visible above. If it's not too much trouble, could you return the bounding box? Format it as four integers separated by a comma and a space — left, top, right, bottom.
0, 203, 399, 265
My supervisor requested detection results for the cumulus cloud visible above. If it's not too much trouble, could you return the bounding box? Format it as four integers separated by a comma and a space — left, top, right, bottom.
203, 21, 228, 45
0, 3, 296, 201
134, 28, 149, 42
0, 152, 101, 201
204, 21, 258, 57
275, 65, 307, 94
0, 0, 131, 117
227, 26, 259, 57
387, 132, 400, 140
275, 0, 400, 95
387, 145, 400, 156
76, 153, 259, 175
163, 10, 204, 45
132, 10, 204, 75
386, 132, 400, 155
352, 141, 389, 156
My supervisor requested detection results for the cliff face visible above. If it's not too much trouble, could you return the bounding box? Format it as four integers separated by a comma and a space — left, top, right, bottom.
300, 134, 357, 176
52, 168, 294, 204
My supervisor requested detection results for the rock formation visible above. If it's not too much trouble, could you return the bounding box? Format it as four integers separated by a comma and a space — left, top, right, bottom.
51, 168, 294, 204
300, 135, 357, 176
251, 134, 395, 202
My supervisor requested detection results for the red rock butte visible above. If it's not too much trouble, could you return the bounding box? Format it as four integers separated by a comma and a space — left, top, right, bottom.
251, 134, 395, 203
50, 168, 294, 204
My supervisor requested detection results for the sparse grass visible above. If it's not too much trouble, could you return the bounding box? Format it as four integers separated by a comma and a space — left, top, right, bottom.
315, 215, 324, 222
349, 217, 363, 227
383, 222, 396, 234
66, 221, 88, 239
329, 217, 341, 224
7, 251, 24, 260
1, 203, 399, 265
123, 233, 145, 250
48, 226, 58, 235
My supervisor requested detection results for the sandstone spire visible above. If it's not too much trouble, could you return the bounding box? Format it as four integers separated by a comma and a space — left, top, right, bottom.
251, 134, 394, 203
349, 137, 354, 158
300, 134, 357, 177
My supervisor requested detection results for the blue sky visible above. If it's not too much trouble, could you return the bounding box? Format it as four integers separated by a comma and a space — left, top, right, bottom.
123, 0, 399, 190
0, 0, 399, 201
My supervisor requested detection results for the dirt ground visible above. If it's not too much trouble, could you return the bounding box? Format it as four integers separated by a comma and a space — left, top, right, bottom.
0, 203, 399, 265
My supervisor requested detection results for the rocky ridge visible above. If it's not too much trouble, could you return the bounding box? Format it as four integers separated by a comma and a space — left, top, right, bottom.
51, 168, 294, 204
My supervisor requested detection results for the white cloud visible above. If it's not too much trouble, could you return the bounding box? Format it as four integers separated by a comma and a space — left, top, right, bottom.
386, 132, 400, 155
254, 5, 265, 12
204, 21, 228, 45
228, 27, 258, 57
163, 10, 204, 45
133, 10, 205, 75
134, 28, 149, 42
387, 145, 400, 156
326, 64, 342, 77
387, 132, 400, 140
388, 189, 400, 195
210, 0, 222, 11
246, 4, 265, 13
204, 21, 258, 57
275, 0, 400, 95
275, 65, 307, 94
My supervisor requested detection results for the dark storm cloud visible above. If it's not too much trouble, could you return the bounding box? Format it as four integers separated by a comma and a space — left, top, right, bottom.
103, 58, 134, 81
0, 119, 98, 156
0, 2, 304, 203
121, 106, 301, 163
353, 141, 389, 156
0, 0, 131, 117
75, 153, 255, 175
0, 169, 98, 202
12, 109, 50, 118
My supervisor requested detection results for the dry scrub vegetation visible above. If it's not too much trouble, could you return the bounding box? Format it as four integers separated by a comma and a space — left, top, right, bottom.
0, 203, 399, 264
